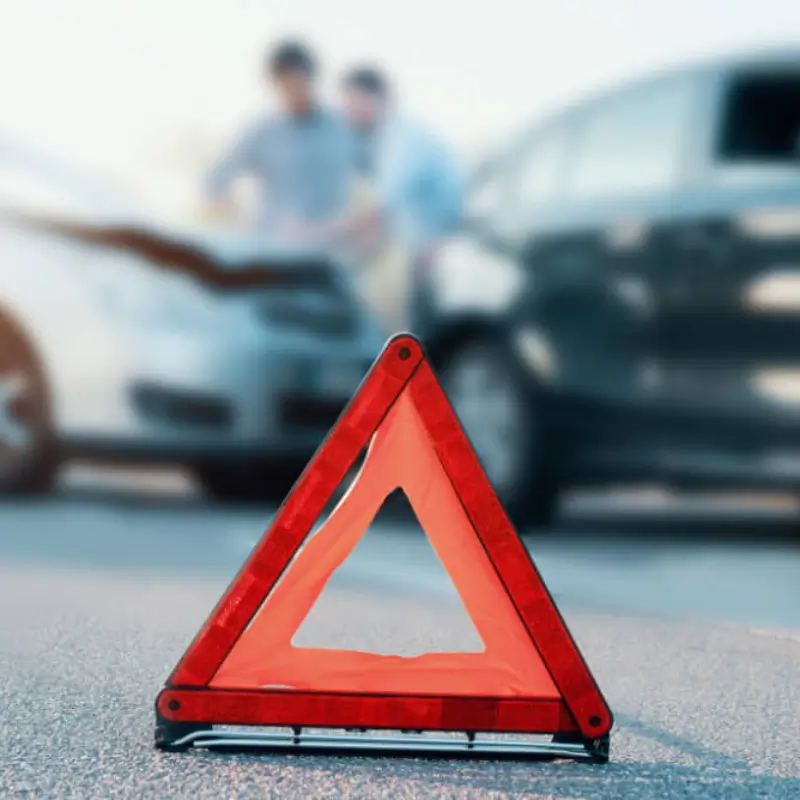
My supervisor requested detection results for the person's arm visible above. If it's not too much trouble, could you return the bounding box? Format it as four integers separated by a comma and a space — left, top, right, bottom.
205, 123, 263, 217
431, 147, 467, 241
311, 122, 413, 247
312, 204, 383, 244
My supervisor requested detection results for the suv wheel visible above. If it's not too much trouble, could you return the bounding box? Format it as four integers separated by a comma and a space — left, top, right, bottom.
438, 337, 559, 530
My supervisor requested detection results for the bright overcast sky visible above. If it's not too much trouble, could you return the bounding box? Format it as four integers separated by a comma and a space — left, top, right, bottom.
1, 0, 799, 215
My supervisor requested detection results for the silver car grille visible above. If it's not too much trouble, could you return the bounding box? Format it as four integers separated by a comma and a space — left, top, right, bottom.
255, 291, 359, 338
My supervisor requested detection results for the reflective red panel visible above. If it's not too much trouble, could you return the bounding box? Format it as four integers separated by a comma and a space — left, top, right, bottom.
157, 689, 579, 735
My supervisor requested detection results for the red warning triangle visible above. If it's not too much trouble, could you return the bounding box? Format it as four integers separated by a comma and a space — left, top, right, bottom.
156, 334, 612, 752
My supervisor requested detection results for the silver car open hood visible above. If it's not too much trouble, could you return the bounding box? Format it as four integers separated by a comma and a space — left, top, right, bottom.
0, 208, 342, 292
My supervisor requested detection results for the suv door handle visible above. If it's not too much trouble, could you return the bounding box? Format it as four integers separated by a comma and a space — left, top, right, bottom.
679, 224, 733, 264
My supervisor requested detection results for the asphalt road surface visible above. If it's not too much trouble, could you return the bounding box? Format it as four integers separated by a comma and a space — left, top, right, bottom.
1, 468, 799, 799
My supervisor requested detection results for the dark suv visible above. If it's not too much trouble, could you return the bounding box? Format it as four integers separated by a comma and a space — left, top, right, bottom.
423, 47, 800, 528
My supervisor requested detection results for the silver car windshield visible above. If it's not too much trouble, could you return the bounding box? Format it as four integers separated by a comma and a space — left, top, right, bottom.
0, 137, 137, 224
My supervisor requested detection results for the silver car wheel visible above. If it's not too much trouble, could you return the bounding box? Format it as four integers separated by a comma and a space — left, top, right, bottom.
442, 344, 530, 496
0, 371, 32, 479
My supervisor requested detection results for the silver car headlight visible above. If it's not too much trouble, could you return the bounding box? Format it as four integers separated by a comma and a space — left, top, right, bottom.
80, 250, 223, 325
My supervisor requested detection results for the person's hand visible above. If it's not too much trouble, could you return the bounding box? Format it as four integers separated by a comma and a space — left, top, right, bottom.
411, 241, 443, 279
215, 195, 243, 222
206, 195, 253, 231
296, 220, 339, 248
273, 218, 312, 244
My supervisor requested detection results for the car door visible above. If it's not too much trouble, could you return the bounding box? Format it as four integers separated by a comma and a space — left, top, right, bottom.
655, 63, 800, 449
487, 116, 637, 426
515, 76, 701, 449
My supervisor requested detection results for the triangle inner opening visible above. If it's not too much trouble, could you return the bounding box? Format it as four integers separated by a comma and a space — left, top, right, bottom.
291, 488, 486, 656
208, 391, 561, 698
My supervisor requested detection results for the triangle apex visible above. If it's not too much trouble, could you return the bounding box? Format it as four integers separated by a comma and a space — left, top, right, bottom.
374, 333, 427, 373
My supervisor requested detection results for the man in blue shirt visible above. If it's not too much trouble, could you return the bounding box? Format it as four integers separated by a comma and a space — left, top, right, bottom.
206, 41, 353, 241
316, 67, 464, 331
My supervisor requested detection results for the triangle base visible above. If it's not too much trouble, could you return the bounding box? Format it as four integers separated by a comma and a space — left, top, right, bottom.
155, 727, 610, 765
155, 690, 610, 764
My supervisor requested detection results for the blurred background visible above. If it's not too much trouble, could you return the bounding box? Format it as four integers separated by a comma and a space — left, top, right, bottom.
1, 0, 799, 636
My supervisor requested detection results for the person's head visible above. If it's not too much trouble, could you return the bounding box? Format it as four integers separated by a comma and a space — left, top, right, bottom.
266, 40, 317, 115
341, 66, 390, 130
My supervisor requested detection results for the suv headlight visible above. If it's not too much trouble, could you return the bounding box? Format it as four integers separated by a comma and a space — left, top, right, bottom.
80, 250, 222, 325
432, 238, 524, 313
515, 327, 557, 381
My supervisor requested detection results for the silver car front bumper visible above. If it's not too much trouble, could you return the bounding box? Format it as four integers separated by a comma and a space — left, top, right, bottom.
55, 318, 380, 464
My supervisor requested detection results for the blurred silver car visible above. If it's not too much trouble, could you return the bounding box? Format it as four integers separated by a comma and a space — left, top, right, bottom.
0, 140, 385, 499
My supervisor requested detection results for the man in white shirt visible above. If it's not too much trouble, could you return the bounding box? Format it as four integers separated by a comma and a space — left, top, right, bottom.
315, 67, 464, 331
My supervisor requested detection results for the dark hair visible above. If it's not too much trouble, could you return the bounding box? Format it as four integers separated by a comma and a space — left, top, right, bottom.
342, 66, 389, 99
267, 40, 316, 77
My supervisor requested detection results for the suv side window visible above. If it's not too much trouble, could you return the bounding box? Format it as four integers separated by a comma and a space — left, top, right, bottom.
715, 69, 800, 165
564, 77, 697, 198
465, 121, 573, 223
512, 122, 573, 206
465, 160, 513, 220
